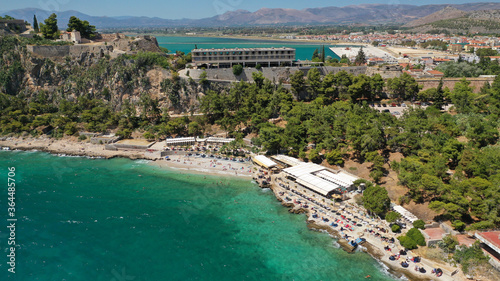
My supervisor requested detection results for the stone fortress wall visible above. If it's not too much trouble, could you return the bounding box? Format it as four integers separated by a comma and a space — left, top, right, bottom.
27, 35, 161, 59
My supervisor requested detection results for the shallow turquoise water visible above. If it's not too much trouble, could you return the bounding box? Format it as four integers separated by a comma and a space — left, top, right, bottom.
0, 151, 397, 280
156, 36, 341, 61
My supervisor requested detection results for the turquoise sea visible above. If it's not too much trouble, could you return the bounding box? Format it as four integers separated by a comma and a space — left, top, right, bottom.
1, 151, 397, 280
156, 36, 341, 61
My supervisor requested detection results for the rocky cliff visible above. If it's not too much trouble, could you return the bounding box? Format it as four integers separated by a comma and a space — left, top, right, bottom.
1, 35, 202, 114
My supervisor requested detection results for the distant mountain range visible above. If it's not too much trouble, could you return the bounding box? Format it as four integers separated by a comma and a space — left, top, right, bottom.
2, 2, 500, 28
403, 6, 500, 33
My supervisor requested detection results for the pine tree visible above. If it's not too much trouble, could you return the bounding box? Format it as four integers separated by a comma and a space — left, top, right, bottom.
355, 46, 367, 66
40, 13, 59, 39
33, 15, 39, 33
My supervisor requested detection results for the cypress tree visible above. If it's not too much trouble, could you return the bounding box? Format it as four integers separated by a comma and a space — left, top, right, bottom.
321, 45, 325, 62
355, 46, 367, 65
434, 77, 444, 110
33, 15, 39, 33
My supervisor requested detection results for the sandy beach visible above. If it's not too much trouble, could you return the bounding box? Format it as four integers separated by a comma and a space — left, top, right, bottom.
0, 136, 254, 178
149, 154, 254, 178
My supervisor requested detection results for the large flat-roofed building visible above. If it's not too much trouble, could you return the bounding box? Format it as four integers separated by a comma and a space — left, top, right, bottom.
281, 159, 359, 198
191, 47, 295, 68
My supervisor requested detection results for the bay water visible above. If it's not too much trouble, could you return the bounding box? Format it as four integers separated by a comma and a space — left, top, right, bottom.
1, 151, 397, 280
156, 36, 342, 61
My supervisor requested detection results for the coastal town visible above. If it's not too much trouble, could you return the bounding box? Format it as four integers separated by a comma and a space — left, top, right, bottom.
2, 2, 500, 281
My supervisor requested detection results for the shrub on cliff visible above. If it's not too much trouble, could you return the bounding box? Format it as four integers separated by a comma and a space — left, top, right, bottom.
129, 52, 170, 70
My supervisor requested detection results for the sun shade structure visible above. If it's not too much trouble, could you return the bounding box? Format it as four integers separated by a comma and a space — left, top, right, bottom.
165, 137, 196, 146
283, 161, 358, 198
271, 155, 304, 167
206, 137, 235, 144
252, 155, 277, 169
393, 205, 419, 223
296, 174, 342, 196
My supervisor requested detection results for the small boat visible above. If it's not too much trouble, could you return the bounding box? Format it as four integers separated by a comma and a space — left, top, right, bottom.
2, 147, 10, 151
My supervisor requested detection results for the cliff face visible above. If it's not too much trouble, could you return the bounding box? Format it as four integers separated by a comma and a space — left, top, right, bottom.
2, 35, 201, 114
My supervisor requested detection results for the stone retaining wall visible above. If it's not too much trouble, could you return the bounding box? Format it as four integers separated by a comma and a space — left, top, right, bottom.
189, 66, 367, 83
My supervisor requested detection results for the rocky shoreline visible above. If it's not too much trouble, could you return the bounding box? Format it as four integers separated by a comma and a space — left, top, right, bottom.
267, 180, 462, 281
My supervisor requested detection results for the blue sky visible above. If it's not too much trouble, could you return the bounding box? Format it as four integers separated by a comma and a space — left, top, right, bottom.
3, 0, 495, 19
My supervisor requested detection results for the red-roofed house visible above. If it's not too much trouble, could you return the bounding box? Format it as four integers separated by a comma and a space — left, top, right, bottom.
367, 57, 385, 65
426, 70, 444, 78
475, 231, 500, 271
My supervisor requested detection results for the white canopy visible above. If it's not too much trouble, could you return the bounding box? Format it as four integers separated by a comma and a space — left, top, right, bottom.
166, 137, 196, 145
393, 205, 419, 223
271, 155, 304, 167
206, 137, 235, 144
283, 163, 349, 197
296, 174, 341, 196
253, 155, 277, 169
